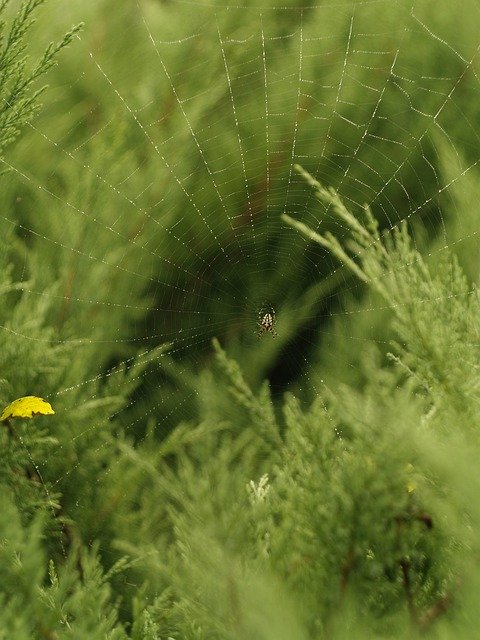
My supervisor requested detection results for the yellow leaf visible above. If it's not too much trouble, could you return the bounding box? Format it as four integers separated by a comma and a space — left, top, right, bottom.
1, 396, 55, 421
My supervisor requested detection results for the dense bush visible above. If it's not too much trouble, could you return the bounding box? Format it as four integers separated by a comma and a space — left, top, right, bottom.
1, 0, 480, 638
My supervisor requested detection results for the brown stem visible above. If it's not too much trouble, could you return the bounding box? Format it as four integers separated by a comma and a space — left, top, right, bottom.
339, 547, 355, 598
418, 593, 452, 631
400, 557, 417, 624
3, 418, 14, 436
395, 507, 434, 626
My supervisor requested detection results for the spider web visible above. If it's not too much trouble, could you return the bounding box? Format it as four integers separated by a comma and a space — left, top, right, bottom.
2, 0, 480, 599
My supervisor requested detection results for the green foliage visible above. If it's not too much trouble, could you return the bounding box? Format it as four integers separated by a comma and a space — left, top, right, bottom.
282, 167, 480, 634
0, 0, 81, 155
0, 491, 127, 639
0, 0, 480, 639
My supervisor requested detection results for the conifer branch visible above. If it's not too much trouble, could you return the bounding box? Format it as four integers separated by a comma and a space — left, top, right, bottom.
0, 0, 83, 155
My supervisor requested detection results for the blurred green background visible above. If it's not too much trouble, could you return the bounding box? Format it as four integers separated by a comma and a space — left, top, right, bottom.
6, 0, 480, 416
1, 0, 480, 637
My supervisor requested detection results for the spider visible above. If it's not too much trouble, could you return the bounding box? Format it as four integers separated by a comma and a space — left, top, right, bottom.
257, 308, 277, 338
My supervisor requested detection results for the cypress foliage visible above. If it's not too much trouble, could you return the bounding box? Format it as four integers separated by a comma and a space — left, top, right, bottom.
0, 0, 479, 638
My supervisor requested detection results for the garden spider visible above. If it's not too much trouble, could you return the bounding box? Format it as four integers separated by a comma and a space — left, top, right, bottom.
257, 308, 277, 338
